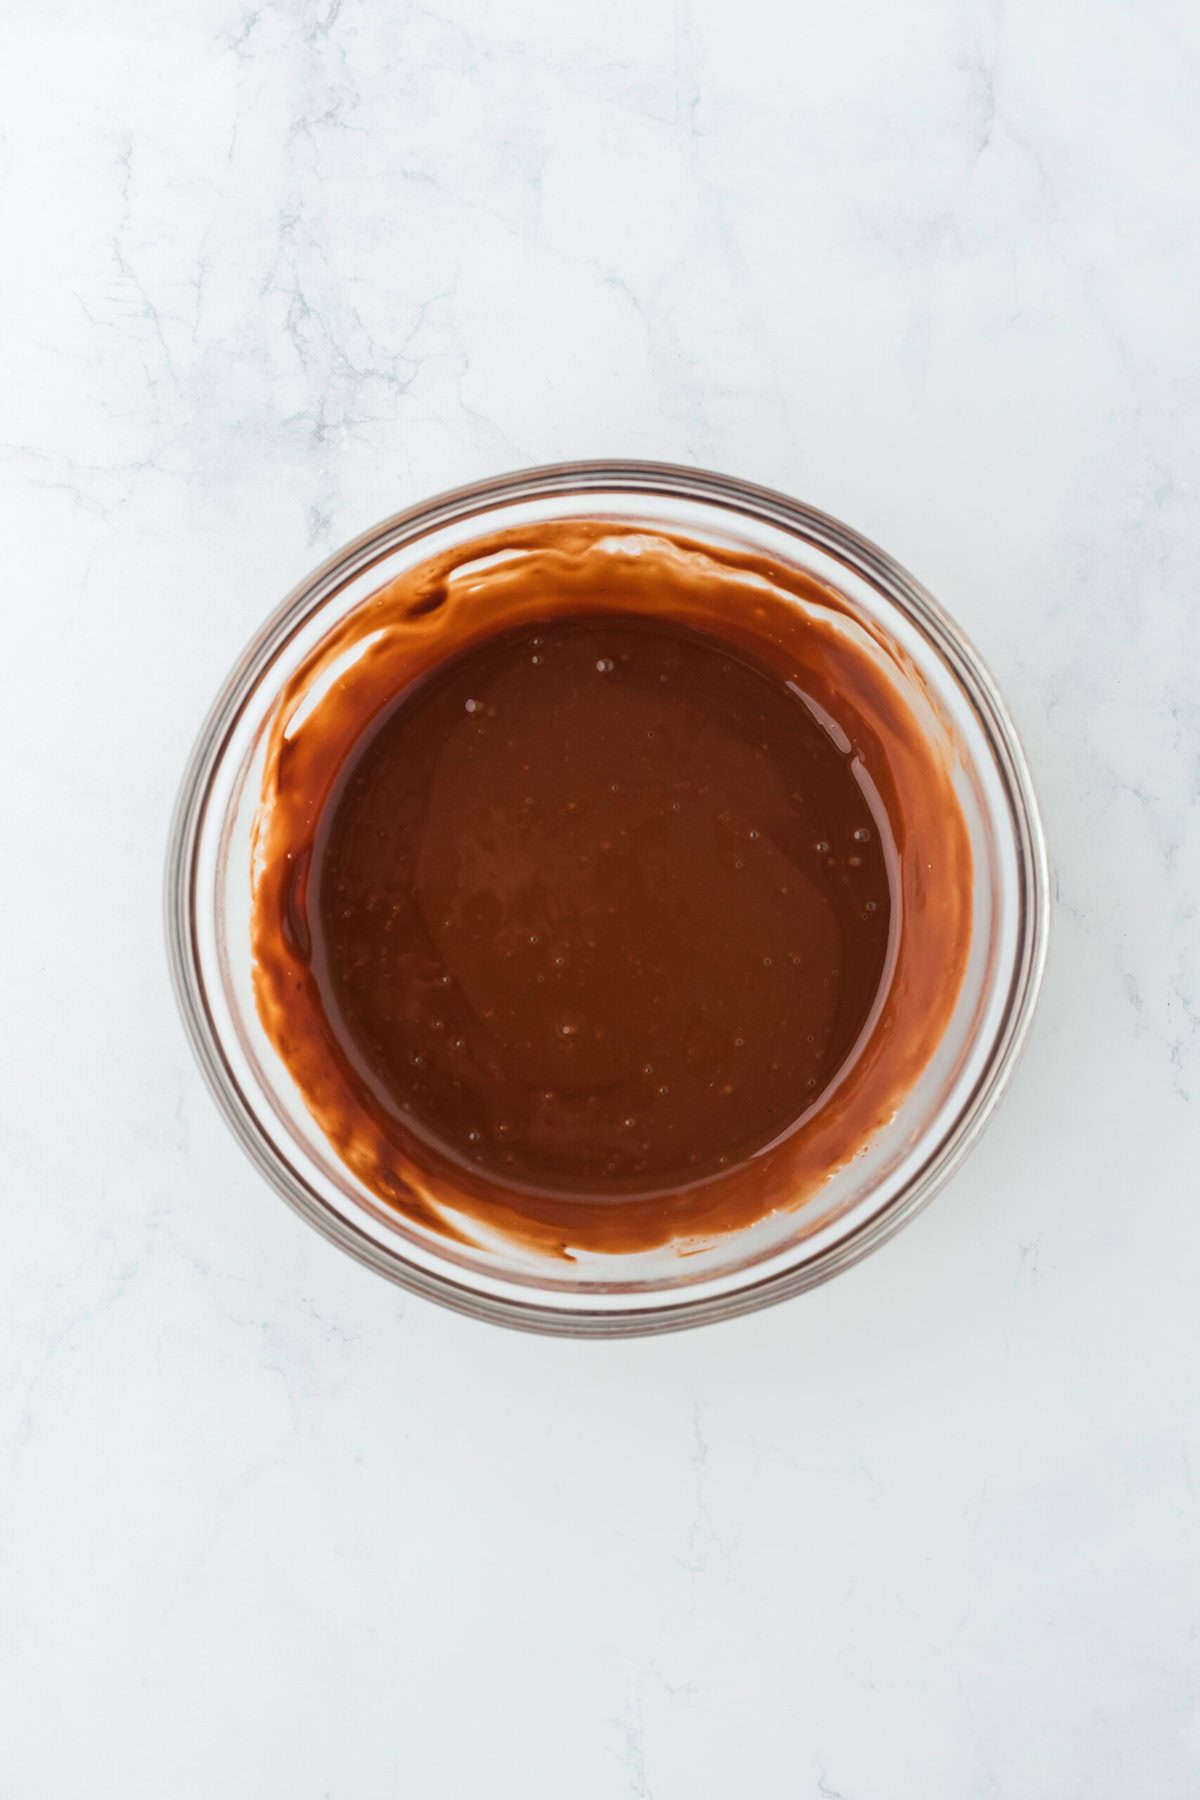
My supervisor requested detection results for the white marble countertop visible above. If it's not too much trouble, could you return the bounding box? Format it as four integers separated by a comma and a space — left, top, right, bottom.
2, 1, 1198, 1793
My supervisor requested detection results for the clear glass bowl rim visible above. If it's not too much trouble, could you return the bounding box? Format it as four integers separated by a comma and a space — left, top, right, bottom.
165, 459, 1050, 1337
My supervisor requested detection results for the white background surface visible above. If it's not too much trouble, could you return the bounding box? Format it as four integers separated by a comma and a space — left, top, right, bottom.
2, 2, 1198, 1794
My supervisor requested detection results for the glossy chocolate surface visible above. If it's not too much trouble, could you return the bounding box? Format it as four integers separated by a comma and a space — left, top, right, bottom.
251, 524, 972, 1256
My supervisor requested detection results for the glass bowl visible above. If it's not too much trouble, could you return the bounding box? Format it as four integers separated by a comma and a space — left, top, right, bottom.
165, 462, 1048, 1336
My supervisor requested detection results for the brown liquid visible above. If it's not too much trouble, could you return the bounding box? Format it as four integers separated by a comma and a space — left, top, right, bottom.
251, 523, 973, 1257
312, 615, 890, 1195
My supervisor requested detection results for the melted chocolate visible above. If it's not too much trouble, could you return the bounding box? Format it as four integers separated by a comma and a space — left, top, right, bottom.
251, 524, 973, 1257
312, 615, 890, 1195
